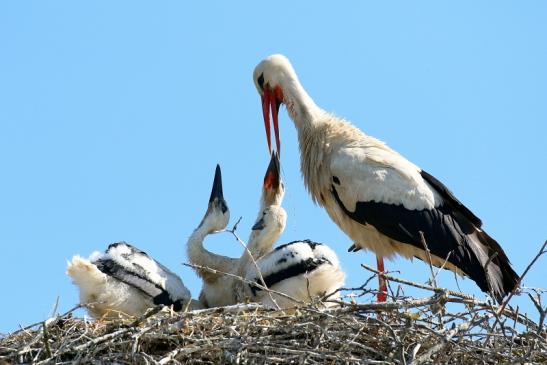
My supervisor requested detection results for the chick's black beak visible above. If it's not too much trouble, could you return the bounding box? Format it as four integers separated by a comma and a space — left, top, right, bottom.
209, 164, 224, 203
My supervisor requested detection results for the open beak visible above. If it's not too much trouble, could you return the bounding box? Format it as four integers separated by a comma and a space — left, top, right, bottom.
263, 151, 280, 191
209, 164, 224, 203
261, 86, 282, 156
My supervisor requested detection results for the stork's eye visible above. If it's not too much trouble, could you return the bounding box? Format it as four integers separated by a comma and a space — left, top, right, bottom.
220, 200, 228, 214
257, 73, 265, 91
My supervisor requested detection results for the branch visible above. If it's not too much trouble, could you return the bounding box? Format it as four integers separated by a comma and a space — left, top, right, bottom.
183, 262, 304, 307
419, 231, 438, 289
332, 291, 449, 313
497, 240, 547, 316
223, 217, 281, 310
409, 313, 492, 364
361, 263, 475, 300
361, 263, 541, 330
11, 304, 83, 336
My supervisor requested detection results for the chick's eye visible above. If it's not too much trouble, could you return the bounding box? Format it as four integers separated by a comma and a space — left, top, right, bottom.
257, 73, 265, 91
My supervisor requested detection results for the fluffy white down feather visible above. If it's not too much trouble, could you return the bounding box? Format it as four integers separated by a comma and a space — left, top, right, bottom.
67, 243, 195, 319
67, 255, 155, 319
92, 243, 191, 301
244, 241, 345, 309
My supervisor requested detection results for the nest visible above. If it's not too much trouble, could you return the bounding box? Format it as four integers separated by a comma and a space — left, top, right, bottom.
2, 268, 546, 365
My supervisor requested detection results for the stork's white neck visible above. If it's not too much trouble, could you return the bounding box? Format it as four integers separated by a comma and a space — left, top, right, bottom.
248, 226, 282, 258
280, 77, 334, 205
283, 79, 324, 130
186, 214, 234, 279
236, 226, 282, 279
237, 206, 286, 278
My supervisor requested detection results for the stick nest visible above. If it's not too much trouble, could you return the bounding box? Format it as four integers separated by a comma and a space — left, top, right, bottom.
1, 286, 545, 365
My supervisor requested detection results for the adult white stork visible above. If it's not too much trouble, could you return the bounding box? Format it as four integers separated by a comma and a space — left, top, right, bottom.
252, 54, 519, 303
67, 242, 198, 319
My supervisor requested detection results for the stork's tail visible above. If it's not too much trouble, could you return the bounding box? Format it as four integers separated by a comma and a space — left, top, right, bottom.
472, 230, 519, 304
459, 227, 519, 304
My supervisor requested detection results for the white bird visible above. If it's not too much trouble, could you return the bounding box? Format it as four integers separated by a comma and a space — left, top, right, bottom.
252, 54, 519, 303
67, 242, 197, 319
237, 156, 345, 309
188, 157, 344, 309
245, 231, 345, 309
186, 164, 237, 307
236, 152, 285, 274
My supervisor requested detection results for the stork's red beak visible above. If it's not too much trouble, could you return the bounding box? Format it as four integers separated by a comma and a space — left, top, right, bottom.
261, 86, 283, 156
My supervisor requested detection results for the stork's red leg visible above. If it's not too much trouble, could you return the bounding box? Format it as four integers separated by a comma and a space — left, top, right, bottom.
376, 255, 387, 302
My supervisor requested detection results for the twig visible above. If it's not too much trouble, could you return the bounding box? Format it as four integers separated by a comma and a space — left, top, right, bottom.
10, 304, 82, 336
49, 296, 61, 319
361, 263, 475, 300
410, 313, 491, 364
487, 239, 547, 336
34, 327, 133, 365
527, 291, 546, 335
224, 217, 281, 310
128, 305, 164, 327
419, 231, 438, 289
41, 322, 52, 358
332, 291, 449, 313
183, 262, 304, 306
497, 240, 547, 316
419, 231, 445, 328
361, 263, 540, 330
185, 302, 262, 316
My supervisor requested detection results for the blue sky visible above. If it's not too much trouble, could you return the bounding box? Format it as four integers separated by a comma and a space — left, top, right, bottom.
0, 2, 545, 333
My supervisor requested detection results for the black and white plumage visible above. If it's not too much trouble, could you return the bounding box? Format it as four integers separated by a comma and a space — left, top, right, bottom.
67, 242, 196, 319
245, 239, 345, 309
236, 155, 344, 308
187, 157, 344, 309
253, 54, 519, 303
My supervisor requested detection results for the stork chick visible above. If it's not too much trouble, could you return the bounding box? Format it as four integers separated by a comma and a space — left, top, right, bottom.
237, 152, 284, 275
244, 214, 345, 309
67, 242, 197, 319
252, 54, 519, 303
234, 158, 344, 309
186, 164, 238, 307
